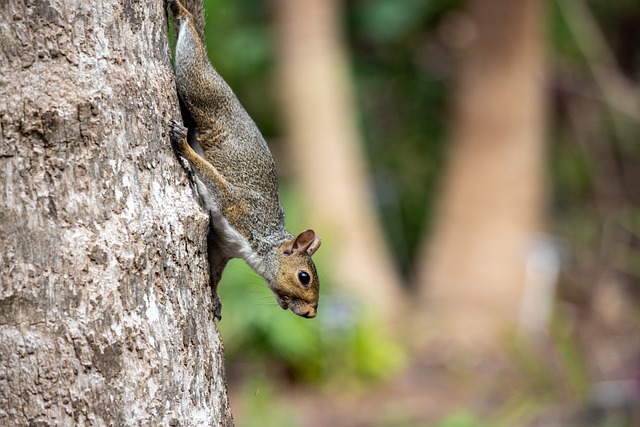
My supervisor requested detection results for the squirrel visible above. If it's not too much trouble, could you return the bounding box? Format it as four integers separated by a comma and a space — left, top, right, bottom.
166, 0, 321, 320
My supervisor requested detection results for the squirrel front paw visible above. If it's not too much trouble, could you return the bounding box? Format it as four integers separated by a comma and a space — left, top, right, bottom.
169, 120, 189, 156
169, 119, 188, 140
212, 294, 223, 321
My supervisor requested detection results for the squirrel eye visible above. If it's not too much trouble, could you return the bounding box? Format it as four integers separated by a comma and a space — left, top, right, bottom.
297, 271, 311, 285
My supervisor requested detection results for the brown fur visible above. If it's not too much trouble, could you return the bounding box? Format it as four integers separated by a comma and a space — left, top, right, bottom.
167, 0, 321, 319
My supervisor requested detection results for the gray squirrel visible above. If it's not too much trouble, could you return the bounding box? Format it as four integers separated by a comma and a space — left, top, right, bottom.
167, 0, 321, 320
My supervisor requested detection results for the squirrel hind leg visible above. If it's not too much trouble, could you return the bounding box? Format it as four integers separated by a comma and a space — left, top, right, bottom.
209, 264, 224, 322
208, 227, 230, 322
166, 0, 187, 20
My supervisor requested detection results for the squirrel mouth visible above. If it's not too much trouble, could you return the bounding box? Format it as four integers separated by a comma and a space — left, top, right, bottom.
276, 297, 289, 310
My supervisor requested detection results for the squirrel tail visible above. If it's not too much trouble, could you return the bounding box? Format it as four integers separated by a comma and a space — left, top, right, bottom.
172, 0, 206, 39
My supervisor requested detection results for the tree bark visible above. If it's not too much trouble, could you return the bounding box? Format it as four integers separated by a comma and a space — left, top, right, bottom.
415, 0, 546, 348
273, 0, 406, 321
0, 1, 233, 425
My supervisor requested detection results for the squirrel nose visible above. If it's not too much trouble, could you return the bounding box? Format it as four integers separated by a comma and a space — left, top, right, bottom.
303, 308, 316, 318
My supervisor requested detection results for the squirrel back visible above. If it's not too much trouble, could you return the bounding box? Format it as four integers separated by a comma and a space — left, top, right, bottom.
167, 0, 322, 319
171, 0, 284, 244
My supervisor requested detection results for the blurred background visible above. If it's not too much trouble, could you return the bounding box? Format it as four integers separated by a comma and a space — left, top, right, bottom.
195, 0, 640, 425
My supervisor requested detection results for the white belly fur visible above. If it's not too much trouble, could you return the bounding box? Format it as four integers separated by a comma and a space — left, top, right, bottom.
193, 175, 269, 279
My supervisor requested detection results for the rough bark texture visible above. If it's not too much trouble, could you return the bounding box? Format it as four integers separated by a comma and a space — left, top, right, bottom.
0, 0, 233, 425
416, 0, 546, 348
274, 0, 406, 321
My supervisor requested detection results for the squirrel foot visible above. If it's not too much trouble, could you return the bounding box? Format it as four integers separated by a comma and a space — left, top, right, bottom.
169, 120, 188, 157
212, 293, 222, 321
166, 0, 186, 19
169, 119, 187, 141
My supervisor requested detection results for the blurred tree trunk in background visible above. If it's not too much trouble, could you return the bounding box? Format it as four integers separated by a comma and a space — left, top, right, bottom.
0, 1, 233, 425
273, 0, 406, 320
415, 0, 546, 348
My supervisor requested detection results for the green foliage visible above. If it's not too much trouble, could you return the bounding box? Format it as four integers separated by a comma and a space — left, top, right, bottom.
218, 259, 406, 384
547, 0, 584, 63
235, 378, 299, 427
435, 412, 487, 427
351, 0, 461, 43
354, 0, 433, 43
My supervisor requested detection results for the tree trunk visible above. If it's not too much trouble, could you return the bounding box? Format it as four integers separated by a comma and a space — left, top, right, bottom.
273, 0, 406, 321
0, 1, 233, 425
415, 0, 546, 348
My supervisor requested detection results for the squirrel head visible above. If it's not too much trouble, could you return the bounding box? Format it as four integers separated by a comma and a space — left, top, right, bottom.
270, 229, 321, 318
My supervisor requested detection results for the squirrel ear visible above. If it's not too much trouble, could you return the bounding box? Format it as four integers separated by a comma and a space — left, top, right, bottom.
284, 229, 321, 256
305, 231, 321, 256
